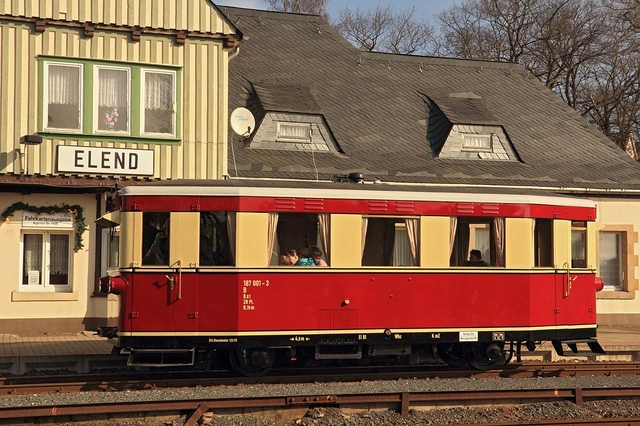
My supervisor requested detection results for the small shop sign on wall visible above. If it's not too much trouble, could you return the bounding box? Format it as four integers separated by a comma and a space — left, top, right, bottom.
22, 212, 74, 229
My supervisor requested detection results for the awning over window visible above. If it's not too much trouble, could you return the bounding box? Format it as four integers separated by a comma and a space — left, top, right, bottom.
95, 211, 120, 228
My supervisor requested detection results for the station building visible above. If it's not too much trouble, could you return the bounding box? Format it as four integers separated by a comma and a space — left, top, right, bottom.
220, 6, 640, 327
0, 1, 240, 333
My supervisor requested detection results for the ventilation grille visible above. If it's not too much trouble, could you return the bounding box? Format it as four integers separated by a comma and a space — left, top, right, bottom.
304, 199, 324, 211
481, 203, 500, 215
395, 201, 415, 213
456, 203, 474, 215
369, 200, 388, 212
275, 198, 296, 210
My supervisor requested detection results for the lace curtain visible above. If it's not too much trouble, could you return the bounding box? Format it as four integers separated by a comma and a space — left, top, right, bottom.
97, 68, 128, 107
50, 235, 69, 275
48, 64, 80, 105
23, 234, 43, 284
145, 72, 173, 110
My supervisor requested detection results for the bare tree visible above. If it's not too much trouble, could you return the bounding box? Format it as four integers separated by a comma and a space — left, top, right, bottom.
606, 0, 640, 31
334, 3, 436, 55
437, 0, 640, 154
265, 0, 329, 18
437, 0, 542, 62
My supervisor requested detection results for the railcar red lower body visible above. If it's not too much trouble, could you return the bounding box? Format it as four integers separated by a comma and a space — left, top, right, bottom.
115, 270, 597, 340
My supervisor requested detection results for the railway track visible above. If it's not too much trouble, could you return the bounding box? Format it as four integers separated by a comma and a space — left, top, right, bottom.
0, 386, 639, 425
1, 361, 639, 396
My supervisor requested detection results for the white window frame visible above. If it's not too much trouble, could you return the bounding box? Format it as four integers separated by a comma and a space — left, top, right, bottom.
141, 69, 177, 137
599, 231, 624, 291
277, 122, 312, 142
462, 133, 492, 151
93, 65, 131, 135
19, 231, 73, 292
43, 61, 84, 133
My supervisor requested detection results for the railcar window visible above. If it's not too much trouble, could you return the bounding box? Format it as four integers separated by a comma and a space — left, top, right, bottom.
199, 212, 235, 266
535, 219, 553, 267
450, 217, 505, 267
269, 213, 329, 266
571, 221, 587, 268
362, 217, 419, 267
142, 212, 170, 266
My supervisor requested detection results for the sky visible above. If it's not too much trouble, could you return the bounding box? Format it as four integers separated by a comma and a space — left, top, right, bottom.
215, 0, 459, 23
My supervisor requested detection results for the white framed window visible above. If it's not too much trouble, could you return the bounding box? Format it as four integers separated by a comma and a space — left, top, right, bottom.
21, 232, 72, 292
277, 122, 311, 142
142, 70, 176, 136
94, 65, 130, 134
100, 227, 120, 277
44, 62, 83, 132
599, 231, 624, 290
462, 133, 492, 151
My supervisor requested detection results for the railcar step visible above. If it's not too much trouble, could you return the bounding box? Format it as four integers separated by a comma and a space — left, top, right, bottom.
127, 348, 195, 367
551, 339, 606, 357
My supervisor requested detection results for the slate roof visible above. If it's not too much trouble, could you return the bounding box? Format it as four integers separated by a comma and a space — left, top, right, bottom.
253, 83, 322, 114
428, 94, 501, 126
221, 6, 640, 192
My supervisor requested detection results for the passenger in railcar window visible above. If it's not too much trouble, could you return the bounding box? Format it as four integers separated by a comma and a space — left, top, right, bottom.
285, 249, 298, 266
278, 255, 293, 266
309, 245, 328, 266
142, 214, 170, 266
467, 249, 490, 266
295, 247, 316, 266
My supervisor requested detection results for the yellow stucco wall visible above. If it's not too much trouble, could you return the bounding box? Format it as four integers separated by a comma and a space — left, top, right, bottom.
0, 193, 105, 321
593, 198, 640, 317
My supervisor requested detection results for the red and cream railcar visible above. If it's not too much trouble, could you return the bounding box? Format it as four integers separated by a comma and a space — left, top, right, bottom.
99, 179, 605, 376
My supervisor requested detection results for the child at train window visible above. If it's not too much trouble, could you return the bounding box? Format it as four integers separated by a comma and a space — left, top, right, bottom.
285, 249, 298, 266
467, 249, 490, 266
309, 245, 328, 266
278, 255, 292, 266
295, 247, 316, 266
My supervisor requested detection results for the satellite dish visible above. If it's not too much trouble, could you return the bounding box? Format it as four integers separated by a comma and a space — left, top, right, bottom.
230, 107, 255, 137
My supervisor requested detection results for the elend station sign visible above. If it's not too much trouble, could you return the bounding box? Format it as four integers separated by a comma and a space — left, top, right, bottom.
57, 146, 154, 176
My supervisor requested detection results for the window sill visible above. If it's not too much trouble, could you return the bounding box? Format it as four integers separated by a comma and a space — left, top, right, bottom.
597, 290, 635, 300
11, 291, 79, 302
39, 131, 180, 145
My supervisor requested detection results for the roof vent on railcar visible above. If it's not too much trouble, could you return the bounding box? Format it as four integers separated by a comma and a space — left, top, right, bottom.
334, 172, 365, 183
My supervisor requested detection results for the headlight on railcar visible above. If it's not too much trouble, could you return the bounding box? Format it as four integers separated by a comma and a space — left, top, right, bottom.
98, 276, 128, 295
594, 276, 604, 292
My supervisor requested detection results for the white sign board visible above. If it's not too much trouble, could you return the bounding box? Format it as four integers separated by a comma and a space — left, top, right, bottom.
57, 146, 154, 176
459, 331, 479, 342
22, 212, 74, 229
28, 271, 40, 285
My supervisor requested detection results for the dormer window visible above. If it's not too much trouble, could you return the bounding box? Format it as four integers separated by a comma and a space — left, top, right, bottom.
462, 133, 492, 151
277, 122, 311, 142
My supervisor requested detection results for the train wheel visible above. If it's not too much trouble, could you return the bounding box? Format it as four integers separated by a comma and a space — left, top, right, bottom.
437, 344, 466, 368
464, 343, 507, 371
229, 348, 275, 377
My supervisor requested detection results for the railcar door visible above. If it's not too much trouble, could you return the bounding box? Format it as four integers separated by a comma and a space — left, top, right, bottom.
554, 267, 570, 327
